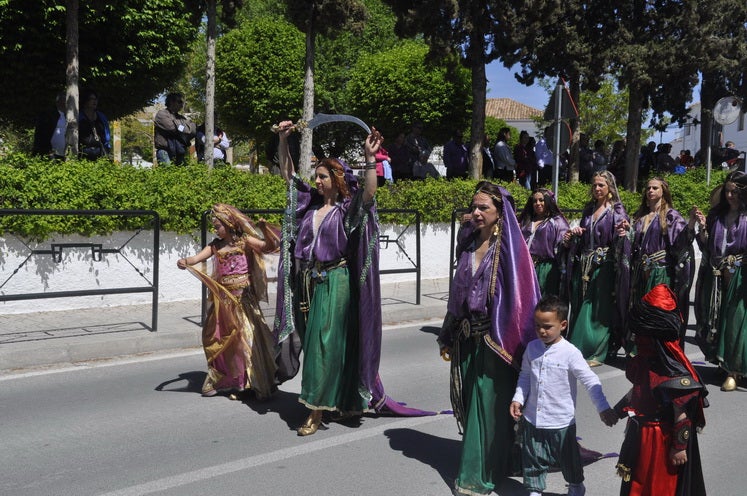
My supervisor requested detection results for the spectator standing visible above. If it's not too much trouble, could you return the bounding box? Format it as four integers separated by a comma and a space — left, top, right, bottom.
405, 121, 434, 180
534, 130, 554, 186
32, 92, 67, 159
514, 131, 535, 189
154, 92, 196, 165
578, 134, 594, 183
443, 130, 469, 179
592, 139, 608, 172
493, 127, 516, 183
608, 139, 626, 186
679, 149, 694, 169
196, 124, 230, 164
389, 131, 411, 182
511, 295, 618, 496
655, 143, 677, 173
481, 133, 495, 179
78, 89, 110, 160
639, 140, 656, 181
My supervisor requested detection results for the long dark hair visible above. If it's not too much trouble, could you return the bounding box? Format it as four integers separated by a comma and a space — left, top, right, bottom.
709, 170, 747, 218
518, 188, 563, 225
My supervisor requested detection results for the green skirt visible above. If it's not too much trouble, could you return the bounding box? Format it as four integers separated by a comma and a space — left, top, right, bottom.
711, 267, 747, 375
454, 336, 519, 495
298, 266, 367, 413
569, 259, 616, 362
535, 260, 562, 297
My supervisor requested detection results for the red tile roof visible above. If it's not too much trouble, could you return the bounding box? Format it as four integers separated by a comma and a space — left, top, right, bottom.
485, 98, 542, 120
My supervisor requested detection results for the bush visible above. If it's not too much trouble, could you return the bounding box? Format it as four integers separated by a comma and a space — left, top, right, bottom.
0, 152, 722, 239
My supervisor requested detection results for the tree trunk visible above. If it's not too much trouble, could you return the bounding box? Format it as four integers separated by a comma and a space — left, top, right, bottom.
623, 84, 645, 193
205, 0, 217, 169
468, 31, 485, 180
65, 0, 79, 157
299, 8, 316, 178
569, 78, 581, 184
700, 74, 716, 171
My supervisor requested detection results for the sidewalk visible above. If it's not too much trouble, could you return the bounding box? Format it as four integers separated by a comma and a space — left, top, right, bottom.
0, 277, 450, 373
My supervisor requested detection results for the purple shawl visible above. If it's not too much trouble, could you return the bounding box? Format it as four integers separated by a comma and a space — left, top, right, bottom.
273, 174, 433, 416
447, 186, 540, 369
567, 202, 631, 328
521, 214, 570, 261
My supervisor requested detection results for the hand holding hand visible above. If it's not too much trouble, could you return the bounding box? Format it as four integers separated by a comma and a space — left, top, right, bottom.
600, 408, 618, 427
510, 401, 523, 420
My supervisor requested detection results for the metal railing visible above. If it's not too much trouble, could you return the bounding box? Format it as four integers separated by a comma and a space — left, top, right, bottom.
0, 209, 160, 331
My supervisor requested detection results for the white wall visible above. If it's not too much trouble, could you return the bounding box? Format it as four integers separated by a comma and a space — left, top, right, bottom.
0, 224, 454, 314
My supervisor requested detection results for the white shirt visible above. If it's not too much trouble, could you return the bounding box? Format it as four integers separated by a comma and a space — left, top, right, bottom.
512, 338, 610, 429
51, 111, 66, 156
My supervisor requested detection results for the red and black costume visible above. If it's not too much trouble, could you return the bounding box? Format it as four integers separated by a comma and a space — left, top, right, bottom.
615, 284, 707, 496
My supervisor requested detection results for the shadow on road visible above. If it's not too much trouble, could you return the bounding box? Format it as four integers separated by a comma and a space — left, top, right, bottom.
384, 427, 458, 488
154, 371, 207, 393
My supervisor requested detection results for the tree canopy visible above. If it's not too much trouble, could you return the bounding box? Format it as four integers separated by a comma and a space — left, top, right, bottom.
214, 16, 305, 141
0, 0, 201, 126
346, 40, 471, 144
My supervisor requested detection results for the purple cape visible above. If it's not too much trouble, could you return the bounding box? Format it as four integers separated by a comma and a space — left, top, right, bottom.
273, 174, 434, 416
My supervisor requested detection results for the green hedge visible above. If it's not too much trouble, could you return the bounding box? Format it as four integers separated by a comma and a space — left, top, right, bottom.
0, 153, 724, 239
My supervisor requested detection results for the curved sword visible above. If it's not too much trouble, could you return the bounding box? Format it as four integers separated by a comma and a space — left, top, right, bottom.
271, 113, 371, 135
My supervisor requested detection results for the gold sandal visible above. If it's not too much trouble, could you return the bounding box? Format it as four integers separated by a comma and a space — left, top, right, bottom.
722, 375, 738, 392
297, 410, 323, 436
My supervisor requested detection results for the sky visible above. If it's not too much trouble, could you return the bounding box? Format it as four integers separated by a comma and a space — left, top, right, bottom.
484, 61, 681, 144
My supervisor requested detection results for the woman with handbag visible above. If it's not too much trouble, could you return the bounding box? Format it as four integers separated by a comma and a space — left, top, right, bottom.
78, 89, 110, 160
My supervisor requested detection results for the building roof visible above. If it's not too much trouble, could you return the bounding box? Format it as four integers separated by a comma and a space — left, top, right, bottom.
486, 98, 542, 120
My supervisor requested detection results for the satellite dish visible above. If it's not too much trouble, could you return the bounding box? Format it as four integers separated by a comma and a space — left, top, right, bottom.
713, 96, 742, 125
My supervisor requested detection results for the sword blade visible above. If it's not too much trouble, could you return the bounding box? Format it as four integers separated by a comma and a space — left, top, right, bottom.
305, 113, 371, 135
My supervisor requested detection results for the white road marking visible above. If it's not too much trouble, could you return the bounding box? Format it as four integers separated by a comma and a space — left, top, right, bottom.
97, 414, 451, 496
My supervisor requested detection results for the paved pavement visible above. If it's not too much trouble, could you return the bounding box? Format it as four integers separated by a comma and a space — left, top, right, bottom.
0, 277, 451, 373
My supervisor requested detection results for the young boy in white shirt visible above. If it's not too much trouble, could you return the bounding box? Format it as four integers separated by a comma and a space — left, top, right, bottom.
510, 295, 618, 496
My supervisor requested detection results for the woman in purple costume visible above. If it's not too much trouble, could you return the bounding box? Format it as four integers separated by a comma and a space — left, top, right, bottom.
564, 170, 630, 365
691, 171, 747, 392
439, 181, 540, 495
518, 187, 570, 297
617, 177, 693, 347
273, 120, 433, 437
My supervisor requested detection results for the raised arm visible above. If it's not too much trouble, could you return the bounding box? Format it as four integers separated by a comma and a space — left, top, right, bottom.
276, 120, 296, 183
363, 127, 383, 204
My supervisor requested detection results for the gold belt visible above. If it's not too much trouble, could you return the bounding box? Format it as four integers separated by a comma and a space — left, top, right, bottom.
639, 250, 667, 270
